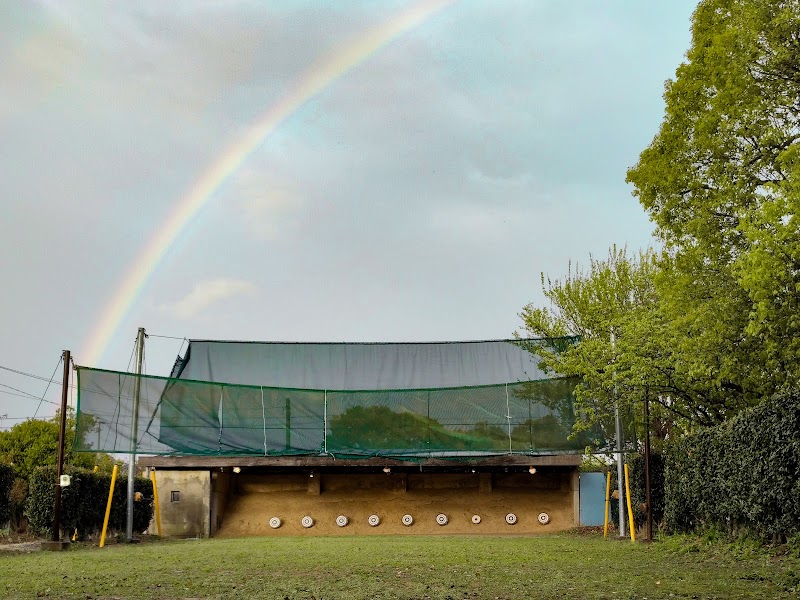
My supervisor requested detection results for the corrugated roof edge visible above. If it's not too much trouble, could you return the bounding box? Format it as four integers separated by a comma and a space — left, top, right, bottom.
184, 337, 578, 345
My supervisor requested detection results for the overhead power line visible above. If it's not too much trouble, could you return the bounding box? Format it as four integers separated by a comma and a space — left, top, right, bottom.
0, 382, 59, 405
33, 356, 63, 419
0, 364, 77, 390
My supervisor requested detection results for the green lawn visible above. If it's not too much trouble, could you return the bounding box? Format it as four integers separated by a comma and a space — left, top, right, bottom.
0, 533, 797, 599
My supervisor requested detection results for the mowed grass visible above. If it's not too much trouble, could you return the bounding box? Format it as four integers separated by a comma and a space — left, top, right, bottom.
0, 533, 797, 599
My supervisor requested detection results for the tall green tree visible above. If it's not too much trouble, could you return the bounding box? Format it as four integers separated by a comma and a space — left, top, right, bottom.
519, 246, 752, 449
0, 410, 116, 480
627, 0, 800, 397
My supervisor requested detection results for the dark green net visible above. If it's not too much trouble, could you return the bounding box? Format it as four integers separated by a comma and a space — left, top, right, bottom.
75, 367, 599, 459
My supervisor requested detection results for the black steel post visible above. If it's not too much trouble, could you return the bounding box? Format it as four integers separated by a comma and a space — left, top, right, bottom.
644, 387, 653, 542
52, 350, 70, 542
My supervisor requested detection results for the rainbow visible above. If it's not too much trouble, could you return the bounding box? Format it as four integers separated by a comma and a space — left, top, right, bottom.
81, 0, 455, 367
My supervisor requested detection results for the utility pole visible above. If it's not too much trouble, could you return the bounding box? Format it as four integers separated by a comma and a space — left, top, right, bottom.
127, 328, 145, 541
52, 350, 70, 543
644, 387, 653, 542
611, 331, 625, 538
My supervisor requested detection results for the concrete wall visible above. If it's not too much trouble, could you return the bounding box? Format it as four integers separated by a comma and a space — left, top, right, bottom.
152, 470, 211, 538
215, 470, 578, 537
210, 471, 232, 536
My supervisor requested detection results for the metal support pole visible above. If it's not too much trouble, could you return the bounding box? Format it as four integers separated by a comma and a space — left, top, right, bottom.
52, 350, 70, 542
644, 387, 653, 542
126, 327, 145, 541
611, 331, 625, 538
285, 397, 291, 450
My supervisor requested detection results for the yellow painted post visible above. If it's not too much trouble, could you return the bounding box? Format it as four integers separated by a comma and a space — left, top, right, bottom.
603, 470, 611, 538
99, 464, 118, 548
150, 468, 162, 537
624, 463, 636, 542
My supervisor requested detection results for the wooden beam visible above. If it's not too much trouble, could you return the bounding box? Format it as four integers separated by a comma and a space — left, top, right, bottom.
139, 454, 582, 470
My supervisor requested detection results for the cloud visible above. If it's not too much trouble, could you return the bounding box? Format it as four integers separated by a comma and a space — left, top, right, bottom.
158, 278, 256, 318
228, 166, 305, 241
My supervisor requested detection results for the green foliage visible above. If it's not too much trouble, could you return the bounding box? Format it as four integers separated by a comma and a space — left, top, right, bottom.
518, 246, 725, 447
627, 452, 666, 529
25, 465, 153, 538
326, 382, 592, 456
0, 411, 118, 481
664, 388, 800, 539
627, 0, 800, 400
0, 419, 62, 481
606, 455, 665, 531
329, 405, 511, 453
0, 463, 13, 525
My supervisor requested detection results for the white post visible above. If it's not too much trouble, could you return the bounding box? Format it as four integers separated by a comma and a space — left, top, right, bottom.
505, 383, 512, 454
126, 327, 145, 541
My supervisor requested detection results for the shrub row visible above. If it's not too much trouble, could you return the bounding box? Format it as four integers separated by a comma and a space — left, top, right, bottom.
0, 463, 13, 525
665, 388, 800, 539
605, 452, 665, 532
627, 451, 665, 529
25, 465, 153, 539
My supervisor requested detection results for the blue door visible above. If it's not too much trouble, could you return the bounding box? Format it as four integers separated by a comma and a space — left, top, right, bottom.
579, 472, 607, 526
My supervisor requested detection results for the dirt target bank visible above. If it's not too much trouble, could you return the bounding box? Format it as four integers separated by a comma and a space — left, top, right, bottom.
141, 455, 583, 538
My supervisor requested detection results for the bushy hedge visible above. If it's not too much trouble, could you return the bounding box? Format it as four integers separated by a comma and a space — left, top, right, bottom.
665, 388, 800, 539
606, 452, 665, 531
25, 466, 153, 539
0, 463, 13, 525
627, 452, 665, 529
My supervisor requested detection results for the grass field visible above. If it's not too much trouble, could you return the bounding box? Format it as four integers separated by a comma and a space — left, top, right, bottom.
0, 533, 797, 599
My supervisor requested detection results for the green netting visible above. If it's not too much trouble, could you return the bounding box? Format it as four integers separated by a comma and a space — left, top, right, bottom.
75, 367, 600, 459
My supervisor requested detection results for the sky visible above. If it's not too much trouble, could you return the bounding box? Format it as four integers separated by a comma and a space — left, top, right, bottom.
0, 0, 698, 426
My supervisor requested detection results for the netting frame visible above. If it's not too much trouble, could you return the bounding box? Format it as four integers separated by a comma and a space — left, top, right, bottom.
75, 366, 597, 461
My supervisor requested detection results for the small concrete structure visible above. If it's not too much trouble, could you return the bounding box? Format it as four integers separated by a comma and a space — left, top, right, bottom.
142, 454, 586, 538
148, 469, 211, 538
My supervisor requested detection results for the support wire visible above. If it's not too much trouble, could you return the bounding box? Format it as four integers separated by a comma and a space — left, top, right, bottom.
33, 356, 63, 419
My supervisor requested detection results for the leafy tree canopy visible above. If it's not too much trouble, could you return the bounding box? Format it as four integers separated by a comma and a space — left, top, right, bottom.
0, 409, 118, 480
627, 0, 800, 395
518, 246, 756, 449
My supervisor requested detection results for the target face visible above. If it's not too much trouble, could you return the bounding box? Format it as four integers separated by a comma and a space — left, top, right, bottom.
436, 513, 448, 526
368, 514, 380, 526
268, 517, 282, 529
537, 512, 550, 525
401, 514, 414, 526
301, 516, 314, 528
335, 515, 349, 527
471, 515, 481, 524
505, 513, 518, 525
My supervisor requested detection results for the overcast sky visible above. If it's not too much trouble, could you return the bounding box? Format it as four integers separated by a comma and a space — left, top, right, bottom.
0, 0, 697, 425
